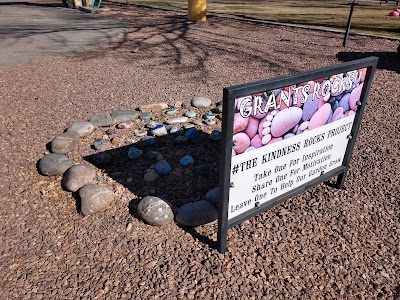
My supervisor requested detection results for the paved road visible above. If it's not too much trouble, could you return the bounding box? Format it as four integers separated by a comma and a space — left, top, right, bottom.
0, 1, 126, 68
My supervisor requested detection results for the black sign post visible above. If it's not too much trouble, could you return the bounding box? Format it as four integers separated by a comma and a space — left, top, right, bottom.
217, 57, 378, 253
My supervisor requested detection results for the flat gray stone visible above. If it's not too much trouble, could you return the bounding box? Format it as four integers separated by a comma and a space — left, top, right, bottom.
38, 154, 74, 176
191, 97, 212, 108
137, 196, 174, 226
67, 121, 95, 137
51, 131, 80, 154
175, 200, 218, 227
205, 187, 220, 209
89, 113, 113, 127
111, 110, 140, 123
138, 103, 168, 112
62, 164, 97, 192
165, 117, 189, 124
79, 184, 114, 216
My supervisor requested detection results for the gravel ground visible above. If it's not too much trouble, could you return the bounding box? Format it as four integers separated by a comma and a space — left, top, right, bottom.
0, 2, 399, 299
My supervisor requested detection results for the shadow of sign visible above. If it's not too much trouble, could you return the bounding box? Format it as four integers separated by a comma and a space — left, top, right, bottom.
337, 51, 399, 74
82, 128, 220, 248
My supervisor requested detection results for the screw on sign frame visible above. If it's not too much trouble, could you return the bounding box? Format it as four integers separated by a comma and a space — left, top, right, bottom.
217, 57, 378, 253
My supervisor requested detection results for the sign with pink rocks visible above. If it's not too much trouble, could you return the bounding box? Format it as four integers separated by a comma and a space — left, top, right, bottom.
217, 57, 378, 253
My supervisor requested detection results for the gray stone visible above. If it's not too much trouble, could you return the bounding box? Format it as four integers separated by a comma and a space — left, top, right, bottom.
38, 154, 74, 176
150, 125, 168, 137
137, 196, 174, 226
79, 184, 114, 216
139, 103, 168, 112
175, 200, 218, 227
111, 110, 139, 123
165, 117, 189, 124
191, 96, 212, 108
205, 187, 219, 209
215, 104, 223, 113
62, 164, 97, 192
89, 113, 113, 127
144, 169, 159, 182
67, 121, 95, 137
51, 131, 80, 154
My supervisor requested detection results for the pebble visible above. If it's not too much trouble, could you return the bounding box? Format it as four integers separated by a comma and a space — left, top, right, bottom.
180, 155, 194, 167
126, 223, 133, 232
191, 96, 212, 108
195, 164, 213, 175
174, 136, 188, 144
51, 131, 80, 154
204, 119, 216, 126
135, 129, 148, 137
185, 111, 196, 118
154, 160, 172, 175
38, 154, 74, 176
165, 108, 178, 116
79, 184, 114, 216
188, 147, 204, 157
139, 103, 168, 112
140, 136, 155, 146
144, 169, 159, 182
67, 121, 95, 137
117, 122, 132, 129
204, 111, 215, 120
93, 138, 109, 151
111, 110, 139, 123
165, 117, 189, 124
111, 138, 120, 145
215, 104, 223, 113
205, 187, 219, 209
175, 200, 218, 227
169, 126, 181, 134
62, 164, 96, 192
128, 147, 143, 159
93, 152, 112, 164
184, 128, 198, 140
89, 113, 113, 127
150, 124, 168, 137
136, 196, 174, 226
140, 112, 151, 120
210, 130, 222, 141
270, 107, 303, 137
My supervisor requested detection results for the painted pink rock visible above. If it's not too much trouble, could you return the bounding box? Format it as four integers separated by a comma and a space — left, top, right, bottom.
233, 113, 249, 134
332, 107, 344, 122
267, 137, 283, 145
251, 135, 263, 148
244, 146, 256, 153
347, 110, 355, 116
244, 117, 259, 139
308, 103, 331, 130
233, 133, 250, 154
299, 121, 309, 131
262, 127, 271, 135
349, 83, 363, 111
270, 107, 303, 137
262, 134, 272, 145
258, 113, 271, 139
317, 96, 325, 109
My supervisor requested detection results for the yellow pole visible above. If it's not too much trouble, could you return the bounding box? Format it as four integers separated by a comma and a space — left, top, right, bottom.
188, 0, 206, 22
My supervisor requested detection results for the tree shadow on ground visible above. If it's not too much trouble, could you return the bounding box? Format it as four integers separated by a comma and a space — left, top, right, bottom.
83, 127, 220, 249
336, 51, 400, 74
0, 1, 66, 7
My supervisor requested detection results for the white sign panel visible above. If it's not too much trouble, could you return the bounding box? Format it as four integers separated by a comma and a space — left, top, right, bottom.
228, 114, 355, 220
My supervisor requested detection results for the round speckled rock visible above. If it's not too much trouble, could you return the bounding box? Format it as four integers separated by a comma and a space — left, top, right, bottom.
38, 154, 74, 176
191, 96, 212, 108
89, 113, 113, 127
205, 187, 220, 209
67, 121, 95, 137
136, 196, 174, 226
180, 155, 194, 167
79, 184, 114, 216
128, 147, 143, 159
51, 131, 80, 154
62, 164, 97, 192
176, 200, 218, 227
154, 160, 172, 175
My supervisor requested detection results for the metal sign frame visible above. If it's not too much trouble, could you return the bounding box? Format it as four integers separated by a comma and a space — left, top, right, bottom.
217, 57, 378, 253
